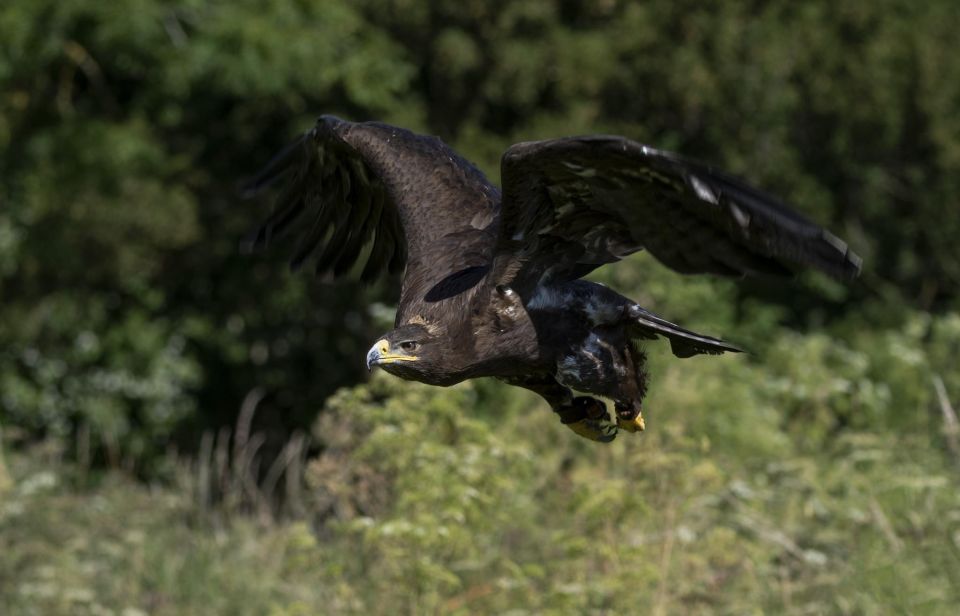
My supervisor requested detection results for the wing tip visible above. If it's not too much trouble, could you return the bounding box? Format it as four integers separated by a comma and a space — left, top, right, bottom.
239, 226, 267, 254
818, 229, 863, 280
239, 132, 315, 198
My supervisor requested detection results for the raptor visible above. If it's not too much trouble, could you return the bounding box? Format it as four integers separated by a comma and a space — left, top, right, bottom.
243, 116, 861, 442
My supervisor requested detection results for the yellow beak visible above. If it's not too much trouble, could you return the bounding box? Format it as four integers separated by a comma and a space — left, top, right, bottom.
366, 339, 418, 370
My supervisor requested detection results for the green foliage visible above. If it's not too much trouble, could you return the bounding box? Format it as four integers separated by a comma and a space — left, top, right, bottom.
3, 324, 959, 613
1, 0, 959, 612
0, 0, 417, 465
3, 0, 960, 466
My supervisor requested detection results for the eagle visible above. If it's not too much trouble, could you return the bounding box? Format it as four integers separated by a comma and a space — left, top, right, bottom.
243, 116, 861, 443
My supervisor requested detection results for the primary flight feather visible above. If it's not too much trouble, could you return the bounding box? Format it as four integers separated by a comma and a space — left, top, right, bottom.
243, 116, 861, 442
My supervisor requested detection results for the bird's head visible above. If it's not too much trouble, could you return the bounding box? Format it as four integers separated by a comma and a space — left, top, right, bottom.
366, 323, 444, 383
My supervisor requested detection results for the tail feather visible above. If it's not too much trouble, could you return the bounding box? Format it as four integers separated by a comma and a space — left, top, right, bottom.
626, 305, 744, 358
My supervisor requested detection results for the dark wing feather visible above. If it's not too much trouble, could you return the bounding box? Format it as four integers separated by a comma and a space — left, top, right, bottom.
241, 117, 403, 282
242, 116, 500, 315
496, 135, 862, 288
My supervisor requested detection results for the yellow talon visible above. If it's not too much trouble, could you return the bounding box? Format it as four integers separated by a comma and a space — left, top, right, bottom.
566, 418, 618, 443
617, 412, 645, 433
560, 397, 619, 443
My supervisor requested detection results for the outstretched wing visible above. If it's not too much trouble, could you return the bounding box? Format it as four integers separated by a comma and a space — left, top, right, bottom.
496, 135, 862, 288
242, 117, 401, 282
242, 116, 500, 311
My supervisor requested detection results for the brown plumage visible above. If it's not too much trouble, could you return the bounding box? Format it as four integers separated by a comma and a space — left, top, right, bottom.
243, 116, 861, 442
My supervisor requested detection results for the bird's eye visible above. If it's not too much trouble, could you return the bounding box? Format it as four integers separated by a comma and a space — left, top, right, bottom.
400, 341, 419, 352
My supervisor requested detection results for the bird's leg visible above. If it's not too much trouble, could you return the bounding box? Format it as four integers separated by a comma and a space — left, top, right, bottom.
562, 397, 618, 443
500, 375, 618, 443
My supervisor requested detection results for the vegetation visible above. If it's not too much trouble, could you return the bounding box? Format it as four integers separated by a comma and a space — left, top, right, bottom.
1, 0, 959, 613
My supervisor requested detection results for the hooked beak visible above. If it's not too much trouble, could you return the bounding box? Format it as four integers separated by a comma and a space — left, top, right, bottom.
366, 340, 388, 370
366, 339, 419, 371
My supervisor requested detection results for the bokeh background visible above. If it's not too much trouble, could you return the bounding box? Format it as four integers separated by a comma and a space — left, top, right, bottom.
2, 1, 959, 613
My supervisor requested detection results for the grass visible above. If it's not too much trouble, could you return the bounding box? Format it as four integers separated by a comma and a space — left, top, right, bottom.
2, 356, 960, 614
3, 277, 959, 614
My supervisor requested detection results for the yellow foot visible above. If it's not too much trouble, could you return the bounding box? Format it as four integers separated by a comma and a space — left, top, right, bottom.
617, 412, 646, 433
566, 417, 618, 443
561, 397, 617, 443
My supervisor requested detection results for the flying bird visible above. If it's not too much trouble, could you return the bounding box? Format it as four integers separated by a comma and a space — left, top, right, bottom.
243, 116, 861, 442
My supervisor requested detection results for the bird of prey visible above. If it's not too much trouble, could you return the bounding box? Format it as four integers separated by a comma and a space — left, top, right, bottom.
243, 116, 861, 443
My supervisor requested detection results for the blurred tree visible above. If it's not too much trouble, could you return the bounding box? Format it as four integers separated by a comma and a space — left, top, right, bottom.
1, 0, 957, 470
2, 4, 959, 612
0, 0, 416, 469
